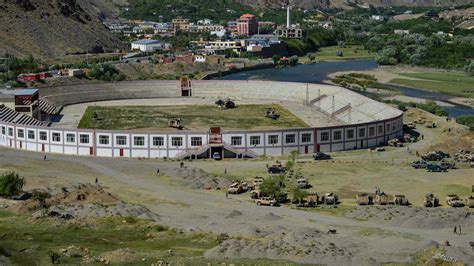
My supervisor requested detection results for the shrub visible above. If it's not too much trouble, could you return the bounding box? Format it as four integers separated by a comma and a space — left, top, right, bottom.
0, 172, 25, 197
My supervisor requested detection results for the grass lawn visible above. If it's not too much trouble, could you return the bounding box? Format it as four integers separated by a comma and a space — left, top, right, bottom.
390, 72, 474, 98
77, 104, 309, 131
0, 210, 291, 265
300, 45, 373, 62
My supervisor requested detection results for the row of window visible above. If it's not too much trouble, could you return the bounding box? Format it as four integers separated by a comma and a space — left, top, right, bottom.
1, 122, 402, 146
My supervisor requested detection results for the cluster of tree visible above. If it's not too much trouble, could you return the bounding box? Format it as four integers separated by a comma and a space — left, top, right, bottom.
456, 115, 474, 130
0, 172, 24, 197
0, 54, 47, 83
89, 64, 126, 81
123, 0, 306, 25
286, 28, 344, 56
385, 99, 448, 116
366, 33, 474, 69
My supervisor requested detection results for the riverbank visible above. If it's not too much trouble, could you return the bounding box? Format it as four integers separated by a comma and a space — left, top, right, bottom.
328, 66, 474, 109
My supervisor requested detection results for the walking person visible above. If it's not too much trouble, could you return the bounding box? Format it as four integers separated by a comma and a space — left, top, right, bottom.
95, 177, 98, 184
156, 168, 160, 174
180, 162, 184, 168
43, 155, 47, 161
453, 226, 457, 234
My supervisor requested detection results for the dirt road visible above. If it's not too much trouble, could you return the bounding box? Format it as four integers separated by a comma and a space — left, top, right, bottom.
1, 146, 473, 264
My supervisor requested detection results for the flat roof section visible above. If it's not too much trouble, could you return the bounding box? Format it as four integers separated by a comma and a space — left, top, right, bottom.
14, 88, 39, 96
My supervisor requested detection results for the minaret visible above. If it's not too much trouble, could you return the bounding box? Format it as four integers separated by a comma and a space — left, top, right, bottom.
286, 3, 291, 29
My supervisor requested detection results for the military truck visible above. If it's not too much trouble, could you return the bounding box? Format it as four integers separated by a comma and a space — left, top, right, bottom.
322, 192, 338, 205
411, 160, 428, 169
393, 195, 409, 206
255, 197, 278, 207
267, 163, 286, 174
250, 176, 264, 190
250, 189, 262, 199
356, 193, 373, 205
440, 159, 455, 170
414, 117, 425, 124
424, 193, 439, 207
454, 150, 472, 163
425, 121, 437, 128
388, 138, 403, 147
375, 192, 390, 205
406, 122, 416, 129
422, 151, 450, 161
465, 196, 474, 208
265, 108, 280, 120
227, 181, 248, 194
168, 118, 184, 130
215, 99, 236, 109
446, 194, 465, 208
296, 178, 311, 189
427, 163, 447, 172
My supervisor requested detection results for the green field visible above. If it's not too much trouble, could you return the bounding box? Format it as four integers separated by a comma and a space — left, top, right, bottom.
78, 104, 309, 130
390, 72, 474, 98
300, 45, 373, 62
0, 210, 290, 265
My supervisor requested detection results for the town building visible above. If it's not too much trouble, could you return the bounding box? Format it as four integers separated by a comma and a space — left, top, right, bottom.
131, 40, 169, 52
274, 5, 304, 39
237, 14, 258, 36
172, 16, 191, 32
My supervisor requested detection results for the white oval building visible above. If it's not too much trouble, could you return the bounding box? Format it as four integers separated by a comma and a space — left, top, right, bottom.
0, 80, 403, 159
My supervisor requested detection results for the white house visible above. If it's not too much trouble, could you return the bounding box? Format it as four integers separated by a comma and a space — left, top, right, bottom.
131, 40, 168, 52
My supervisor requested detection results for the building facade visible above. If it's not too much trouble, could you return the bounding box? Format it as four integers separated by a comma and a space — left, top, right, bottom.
0, 80, 403, 160
237, 14, 258, 36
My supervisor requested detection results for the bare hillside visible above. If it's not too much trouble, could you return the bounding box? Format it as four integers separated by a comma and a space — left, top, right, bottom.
0, 0, 126, 58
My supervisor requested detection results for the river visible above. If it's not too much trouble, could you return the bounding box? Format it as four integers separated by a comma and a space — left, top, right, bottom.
217, 59, 473, 117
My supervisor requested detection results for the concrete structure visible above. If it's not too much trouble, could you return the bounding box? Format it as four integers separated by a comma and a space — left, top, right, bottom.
131, 40, 167, 52
237, 14, 258, 36
14, 89, 40, 119
172, 16, 190, 32
0, 80, 403, 159
274, 5, 303, 39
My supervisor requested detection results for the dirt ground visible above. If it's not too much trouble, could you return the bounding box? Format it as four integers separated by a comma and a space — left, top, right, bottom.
1, 109, 473, 265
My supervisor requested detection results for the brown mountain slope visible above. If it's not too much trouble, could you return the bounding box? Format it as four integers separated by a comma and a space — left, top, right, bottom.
0, 0, 126, 58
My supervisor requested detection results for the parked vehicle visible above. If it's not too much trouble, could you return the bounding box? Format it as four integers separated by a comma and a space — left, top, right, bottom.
393, 195, 409, 206
255, 197, 278, 207
212, 152, 222, 160
446, 194, 465, 207
267, 163, 286, 174
296, 178, 311, 189
427, 164, 447, 172
313, 152, 331, 160
424, 193, 439, 207
465, 196, 474, 208
321, 192, 338, 205
356, 193, 372, 205
411, 160, 428, 169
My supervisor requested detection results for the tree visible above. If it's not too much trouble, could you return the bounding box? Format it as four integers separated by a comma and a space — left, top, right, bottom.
291, 186, 308, 204
307, 53, 316, 62
272, 54, 282, 65
0, 172, 25, 197
288, 55, 299, 66
260, 177, 281, 198
466, 62, 474, 76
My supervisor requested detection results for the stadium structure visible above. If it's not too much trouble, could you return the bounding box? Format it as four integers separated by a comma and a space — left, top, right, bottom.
0, 80, 403, 159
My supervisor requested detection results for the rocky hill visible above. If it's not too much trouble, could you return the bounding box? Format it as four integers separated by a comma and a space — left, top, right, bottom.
0, 0, 126, 58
